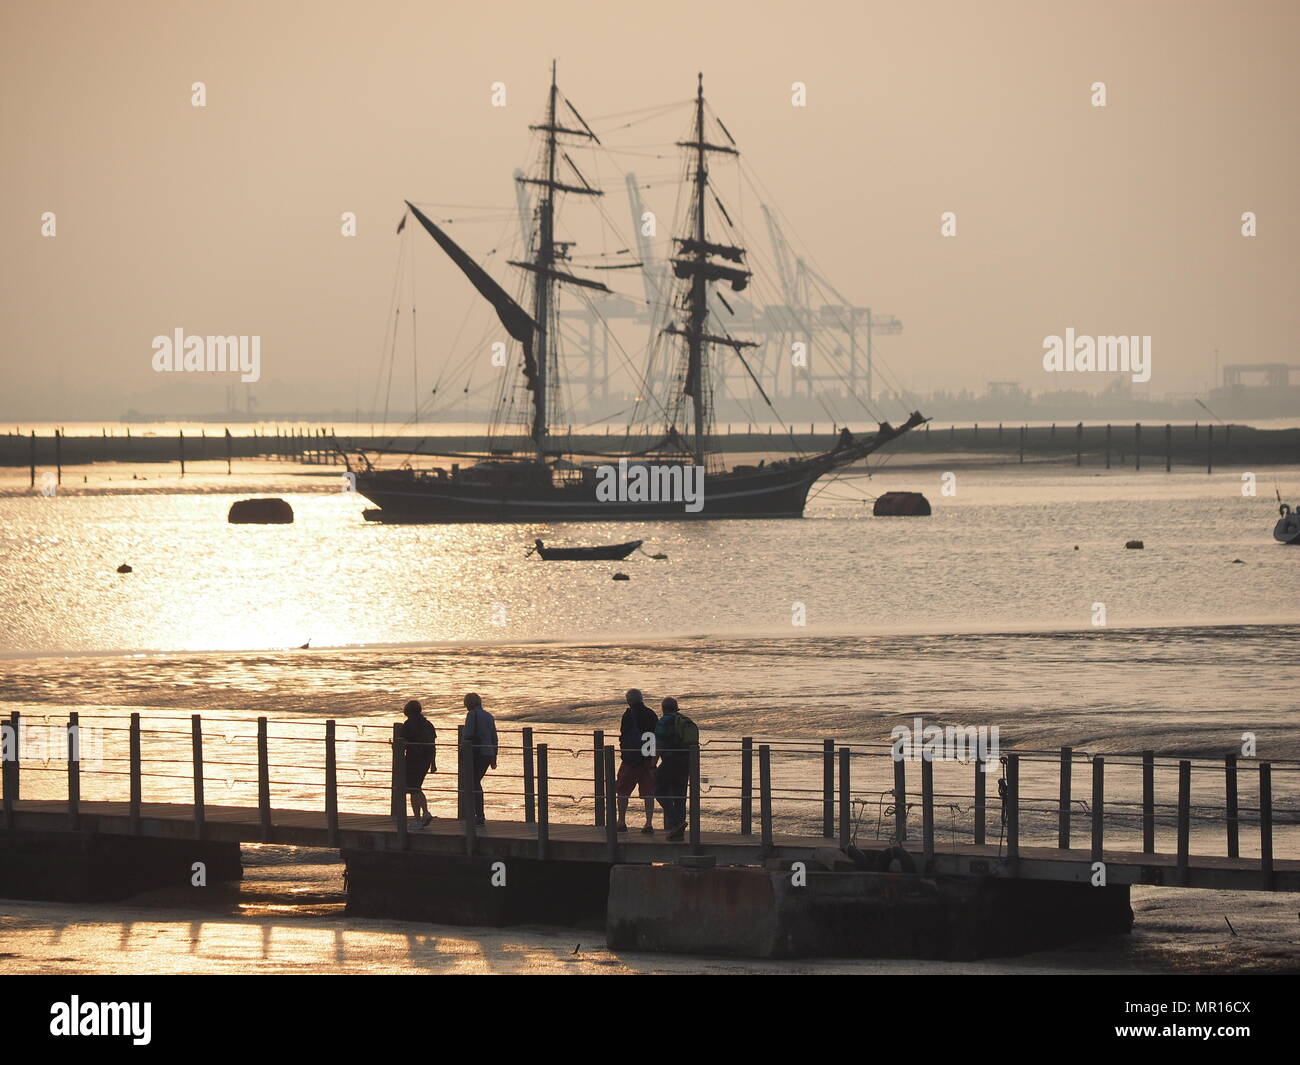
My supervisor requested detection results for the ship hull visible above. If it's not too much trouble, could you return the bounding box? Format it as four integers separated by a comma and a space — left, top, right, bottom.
355, 464, 821, 523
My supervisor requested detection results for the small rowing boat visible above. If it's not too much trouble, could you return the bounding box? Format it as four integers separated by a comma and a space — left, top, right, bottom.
527, 538, 643, 561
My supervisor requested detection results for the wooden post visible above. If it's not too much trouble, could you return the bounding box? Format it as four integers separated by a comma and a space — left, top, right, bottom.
8, 711, 19, 804
325, 720, 339, 846
1090, 756, 1104, 863
1224, 752, 1239, 859
604, 745, 619, 861
522, 727, 535, 823
178, 430, 185, 477
536, 743, 550, 860
839, 747, 852, 849
1134, 423, 1141, 470
1058, 746, 1072, 848
129, 712, 141, 834
892, 755, 907, 842
1075, 421, 1082, 466
1259, 763, 1273, 890
28, 430, 35, 489
1142, 750, 1155, 852
191, 715, 205, 839
758, 744, 773, 853
455, 724, 464, 820
1207, 423, 1214, 474
257, 717, 272, 842
1018, 425, 1024, 464
1165, 423, 1172, 472
740, 737, 753, 835
688, 742, 702, 851
67, 713, 80, 831
3, 712, 16, 828
821, 739, 834, 838
593, 729, 605, 827
391, 723, 408, 850
1006, 754, 1019, 859
974, 760, 986, 845
920, 753, 934, 869
1105, 423, 1111, 469
461, 732, 476, 856
225, 428, 233, 475
55, 428, 62, 485
1176, 759, 1191, 885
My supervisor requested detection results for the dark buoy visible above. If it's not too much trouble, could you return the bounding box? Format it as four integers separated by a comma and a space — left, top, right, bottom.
1125, 540, 1144, 549
228, 497, 294, 524
1231, 558, 1245, 564
612, 572, 630, 581
116, 563, 132, 573
872, 491, 932, 516
649, 552, 668, 560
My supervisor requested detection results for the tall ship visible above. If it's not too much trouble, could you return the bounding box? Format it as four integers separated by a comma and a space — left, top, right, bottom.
351, 66, 924, 522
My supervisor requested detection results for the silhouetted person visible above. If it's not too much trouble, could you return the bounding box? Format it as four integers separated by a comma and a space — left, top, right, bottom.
615, 688, 658, 834
399, 700, 437, 827
654, 696, 699, 841
463, 692, 497, 826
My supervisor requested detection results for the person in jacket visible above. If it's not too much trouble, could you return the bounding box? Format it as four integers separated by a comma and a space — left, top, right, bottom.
463, 692, 497, 827
614, 688, 658, 834
399, 699, 438, 827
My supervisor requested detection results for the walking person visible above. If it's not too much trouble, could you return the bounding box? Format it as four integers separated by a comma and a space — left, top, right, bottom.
614, 688, 658, 834
653, 696, 699, 842
462, 692, 497, 827
399, 700, 437, 828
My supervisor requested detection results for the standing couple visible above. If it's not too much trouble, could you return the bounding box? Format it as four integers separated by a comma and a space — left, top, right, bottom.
615, 688, 699, 842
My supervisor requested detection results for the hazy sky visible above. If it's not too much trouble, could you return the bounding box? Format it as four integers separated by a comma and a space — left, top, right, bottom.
2, 0, 1297, 420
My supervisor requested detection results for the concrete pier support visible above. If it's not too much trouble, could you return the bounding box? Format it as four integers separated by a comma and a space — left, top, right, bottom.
342, 850, 610, 927
606, 864, 1133, 960
0, 829, 242, 902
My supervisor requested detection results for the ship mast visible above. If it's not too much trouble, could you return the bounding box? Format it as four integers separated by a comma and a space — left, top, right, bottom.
531, 62, 559, 457
669, 74, 752, 464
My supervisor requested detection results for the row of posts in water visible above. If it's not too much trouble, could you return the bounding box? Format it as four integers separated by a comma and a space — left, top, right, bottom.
15, 421, 1230, 488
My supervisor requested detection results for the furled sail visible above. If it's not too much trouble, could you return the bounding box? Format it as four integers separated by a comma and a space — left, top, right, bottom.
403, 200, 539, 395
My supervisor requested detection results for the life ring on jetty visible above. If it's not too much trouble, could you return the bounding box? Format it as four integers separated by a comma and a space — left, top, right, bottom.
874, 845, 917, 874
1281, 503, 1291, 517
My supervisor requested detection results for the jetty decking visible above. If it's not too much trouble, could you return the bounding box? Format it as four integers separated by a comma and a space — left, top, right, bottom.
2, 711, 1295, 893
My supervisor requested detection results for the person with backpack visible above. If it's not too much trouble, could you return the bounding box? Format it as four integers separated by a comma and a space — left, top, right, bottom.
653, 696, 698, 841
462, 692, 498, 827
614, 688, 658, 834
398, 699, 437, 828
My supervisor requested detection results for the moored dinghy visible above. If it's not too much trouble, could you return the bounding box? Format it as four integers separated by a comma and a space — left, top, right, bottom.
528, 538, 643, 560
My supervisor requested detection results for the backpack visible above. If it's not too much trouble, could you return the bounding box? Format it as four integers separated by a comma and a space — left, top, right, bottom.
673, 713, 699, 748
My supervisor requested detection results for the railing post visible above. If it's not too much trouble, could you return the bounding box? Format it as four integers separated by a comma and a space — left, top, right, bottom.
1005, 754, 1019, 859
758, 744, 773, 854
391, 723, 407, 850
455, 724, 464, 820
1259, 763, 1273, 890
740, 737, 753, 835
9, 711, 20, 805
838, 747, 852, 849
892, 755, 907, 843
1176, 759, 1191, 885
1057, 746, 1072, 848
191, 714, 205, 840
536, 743, 550, 860
129, 712, 141, 834
1090, 755, 1104, 864
1224, 752, 1239, 859
522, 727, 535, 824
1142, 750, 1155, 852
688, 742, 701, 852
973, 759, 986, 845
325, 720, 339, 847
67, 713, 81, 831
822, 739, 834, 838
461, 732, 476, 856
602, 745, 618, 859
920, 753, 934, 870
3, 714, 15, 829
257, 717, 272, 842
593, 729, 605, 827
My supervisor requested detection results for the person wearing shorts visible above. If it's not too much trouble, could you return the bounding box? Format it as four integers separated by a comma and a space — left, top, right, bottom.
615, 688, 658, 834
